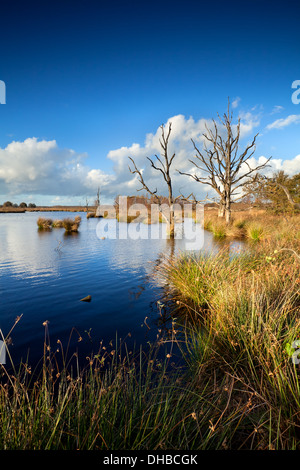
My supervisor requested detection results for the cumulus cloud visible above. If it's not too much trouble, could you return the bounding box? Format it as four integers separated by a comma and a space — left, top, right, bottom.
266, 114, 300, 130
0, 137, 113, 199
267, 154, 300, 175
232, 97, 241, 109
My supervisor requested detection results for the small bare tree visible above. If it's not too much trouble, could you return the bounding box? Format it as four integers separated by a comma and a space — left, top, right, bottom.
95, 186, 101, 207
128, 122, 180, 237
178, 101, 271, 224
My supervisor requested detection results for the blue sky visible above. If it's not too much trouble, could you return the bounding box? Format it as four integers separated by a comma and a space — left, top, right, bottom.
0, 0, 300, 205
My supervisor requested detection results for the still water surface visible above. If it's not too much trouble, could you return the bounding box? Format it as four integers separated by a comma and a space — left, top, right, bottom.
0, 211, 243, 366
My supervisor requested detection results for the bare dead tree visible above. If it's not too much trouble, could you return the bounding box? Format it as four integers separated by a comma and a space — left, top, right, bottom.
128, 122, 180, 237
178, 100, 271, 224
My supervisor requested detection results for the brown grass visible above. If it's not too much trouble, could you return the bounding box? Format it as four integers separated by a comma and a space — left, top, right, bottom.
37, 217, 53, 230
201, 209, 300, 242
52, 219, 64, 228
62, 216, 81, 232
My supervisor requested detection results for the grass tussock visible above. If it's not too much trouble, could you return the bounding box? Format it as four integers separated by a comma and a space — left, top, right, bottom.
52, 219, 64, 228
210, 221, 227, 239
245, 221, 266, 241
62, 216, 81, 233
37, 217, 53, 230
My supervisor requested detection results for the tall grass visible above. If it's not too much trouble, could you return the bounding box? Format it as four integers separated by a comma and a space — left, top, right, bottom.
160, 236, 300, 449
203, 210, 300, 244
0, 323, 251, 450
210, 221, 227, 239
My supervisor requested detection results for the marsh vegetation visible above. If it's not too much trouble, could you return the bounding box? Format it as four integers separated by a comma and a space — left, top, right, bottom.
37, 216, 81, 233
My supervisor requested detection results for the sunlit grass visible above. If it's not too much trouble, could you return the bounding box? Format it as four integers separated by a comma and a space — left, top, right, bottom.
160, 232, 300, 449
37, 217, 53, 230
62, 216, 81, 232
245, 222, 266, 241
52, 219, 64, 228
0, 322, 249, 451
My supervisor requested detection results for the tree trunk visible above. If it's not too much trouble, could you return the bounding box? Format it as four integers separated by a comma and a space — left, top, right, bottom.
225, 193, 231, 225
218, 193, 226, 218
168, 206, 175, 238
218, 202, 225, 218
168, 182, 175, 238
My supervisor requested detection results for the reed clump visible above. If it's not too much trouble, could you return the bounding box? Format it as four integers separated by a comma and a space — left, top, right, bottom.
37, 217, 53, 230
52, 219, 64, 228
62, 216, 81, 233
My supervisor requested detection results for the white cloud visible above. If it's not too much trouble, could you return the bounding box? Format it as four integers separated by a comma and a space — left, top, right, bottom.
271, 105, 284, 115
0, 137, 112, 199
266, 114, 300, 130
239, 154, 300, 179
232, 97, 241, 109
238, 111, 260, 138
267, 154, 300, 175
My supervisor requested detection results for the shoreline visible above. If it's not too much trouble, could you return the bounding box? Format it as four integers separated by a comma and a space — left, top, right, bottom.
0, 206, 95, 213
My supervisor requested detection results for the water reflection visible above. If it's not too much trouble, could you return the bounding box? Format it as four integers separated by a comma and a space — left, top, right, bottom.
1, 214, 59, 278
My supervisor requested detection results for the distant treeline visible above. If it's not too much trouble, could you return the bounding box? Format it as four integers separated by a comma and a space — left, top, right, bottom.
0, 201, 36, 208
